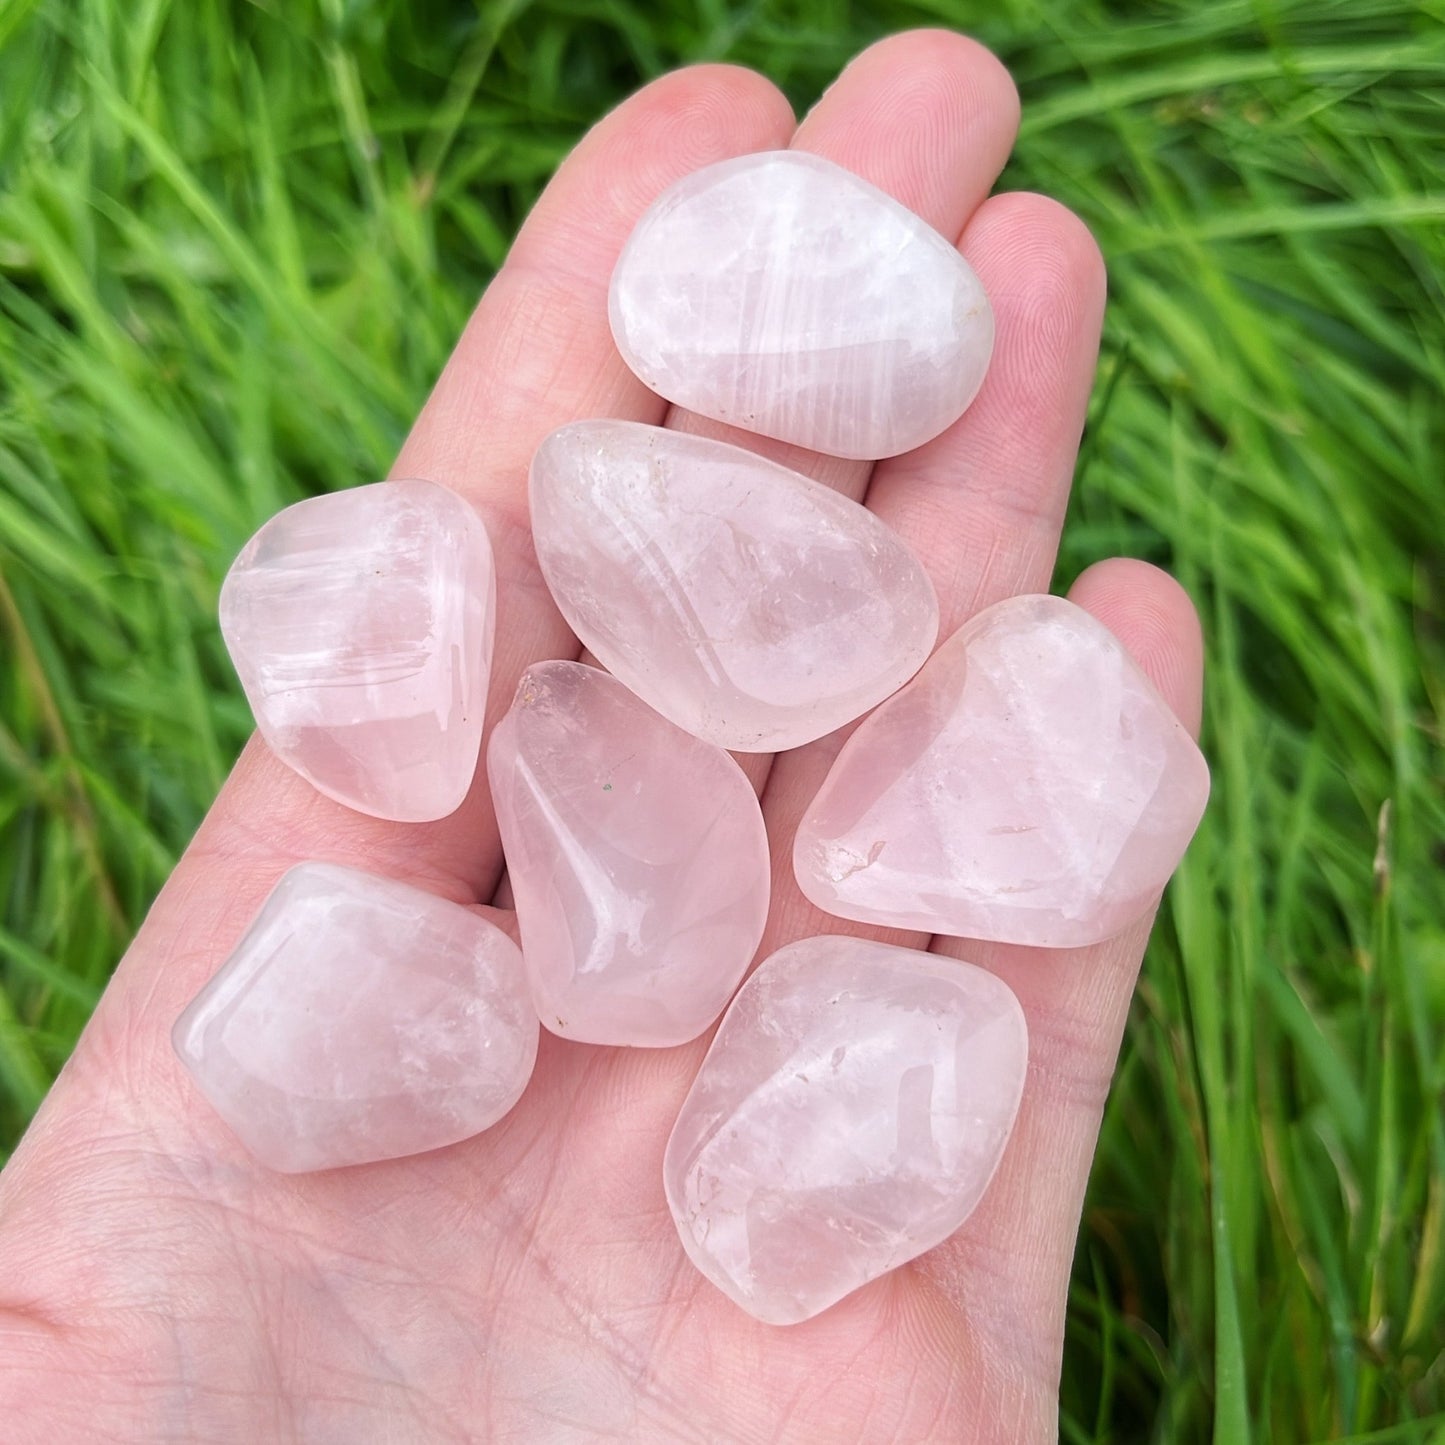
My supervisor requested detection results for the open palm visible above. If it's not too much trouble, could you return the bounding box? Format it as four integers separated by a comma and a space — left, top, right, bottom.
0, 32, 1205, 1444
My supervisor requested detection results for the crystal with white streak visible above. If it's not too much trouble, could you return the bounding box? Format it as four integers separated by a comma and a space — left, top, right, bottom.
609, 151, 993, 459
794, 595, 1211, 947
664, 936, 1027, 1325
529, 421, 939, 751
220, 480, 496, 821
488, 661, 769, 1047
173, 862, 538, 1173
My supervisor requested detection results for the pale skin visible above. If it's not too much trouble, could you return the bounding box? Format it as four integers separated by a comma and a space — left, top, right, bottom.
0, 33, 1206, 1444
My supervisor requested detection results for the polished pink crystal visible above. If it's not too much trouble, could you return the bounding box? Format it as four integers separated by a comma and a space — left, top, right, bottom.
529, 421, 938, 751
220, 480, 496, 821
173, 862, 537, 1173
609, 151, 993, 459
794, 595, 1211, 947
488, 661, 769, 1047
664, 935, 1027, 1325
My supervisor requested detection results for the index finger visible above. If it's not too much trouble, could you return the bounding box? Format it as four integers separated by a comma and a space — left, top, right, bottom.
55, 65, 796, 1095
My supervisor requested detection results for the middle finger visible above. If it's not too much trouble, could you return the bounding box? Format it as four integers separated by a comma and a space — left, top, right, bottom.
580, 27, 1023, 800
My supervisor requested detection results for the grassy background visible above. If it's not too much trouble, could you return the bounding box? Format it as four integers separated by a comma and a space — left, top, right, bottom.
1, 0, 1442, 1438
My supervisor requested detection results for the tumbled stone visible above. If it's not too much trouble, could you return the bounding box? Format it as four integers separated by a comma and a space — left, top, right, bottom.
794, 595, 1211, 947
488, 661, 769, 1047
220, 480, 495, 822
609, 151, 992, 459
529, 421, 938, 752
665, 935, 1027, 1325
173, 862, 537, 1173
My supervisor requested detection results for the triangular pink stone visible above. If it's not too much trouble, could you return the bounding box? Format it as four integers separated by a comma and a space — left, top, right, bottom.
794, 595, 1210, 947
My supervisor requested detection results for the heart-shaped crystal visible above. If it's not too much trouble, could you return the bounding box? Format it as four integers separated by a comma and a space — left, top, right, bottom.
220, 479, 495, 821
174, 862, 538, 1173
609, 150, 992, 459
794, 595, 1211, 947
529, 420, 938, 752
488, 661, 769, 1047
665, 935, 1027, 1325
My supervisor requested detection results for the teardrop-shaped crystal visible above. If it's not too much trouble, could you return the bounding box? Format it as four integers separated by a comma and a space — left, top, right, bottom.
220, 480, 496, 821
488, 661, 769, 1047
609, 151, 992, 459
665, 935, 1027, 1325
794, 595, 1211, 947
529, 421, 939, 752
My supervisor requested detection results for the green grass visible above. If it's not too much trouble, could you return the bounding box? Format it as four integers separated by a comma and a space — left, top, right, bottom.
1, 0, 1441, 1437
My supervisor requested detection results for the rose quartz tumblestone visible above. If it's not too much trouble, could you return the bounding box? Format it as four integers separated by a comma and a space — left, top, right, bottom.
794, 595, 1211, 947
173, 862, 537, 1173
664, 935, 1027, 1326
220, 479, 495, 822
529, 420, 939, 752
609, 151, 993, 459
488, 661, 769, 1047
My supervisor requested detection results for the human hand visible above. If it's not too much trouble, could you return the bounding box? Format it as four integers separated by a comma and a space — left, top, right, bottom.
0, 32, 1204, 1444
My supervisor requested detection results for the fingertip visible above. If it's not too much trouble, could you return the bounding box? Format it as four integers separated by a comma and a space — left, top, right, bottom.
812, 29, 1020, 137
401, 59, 796, 511
964, 192, 1107, 375
630, 62, 797, 166
871, 191, 1108, 625
793, 29, 1019, 234
509, 62, 794, 275
912, 28, 1020, 147
990, 191, 1106, 302
1067, 559, 1206, 737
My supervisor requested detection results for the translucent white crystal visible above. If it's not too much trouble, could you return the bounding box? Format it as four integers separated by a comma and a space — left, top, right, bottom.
173, 862, 537, 1172
220, 480, 496, 821
609, 151, 993, 459
488, 661, 769, 1047
665, 935, 1027, 1325
529, 420, 938, 751
795, 595, 1211, 946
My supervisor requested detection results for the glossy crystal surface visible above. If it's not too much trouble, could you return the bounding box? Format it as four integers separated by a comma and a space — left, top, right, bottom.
609, 151, 992, 459
529, 420, 938, 751
795, 595, 1211, 946
174, 862, 537, 1172
220, 480, 496, 821
488, 661, 769, 1047
665, 935, 1027, 1325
